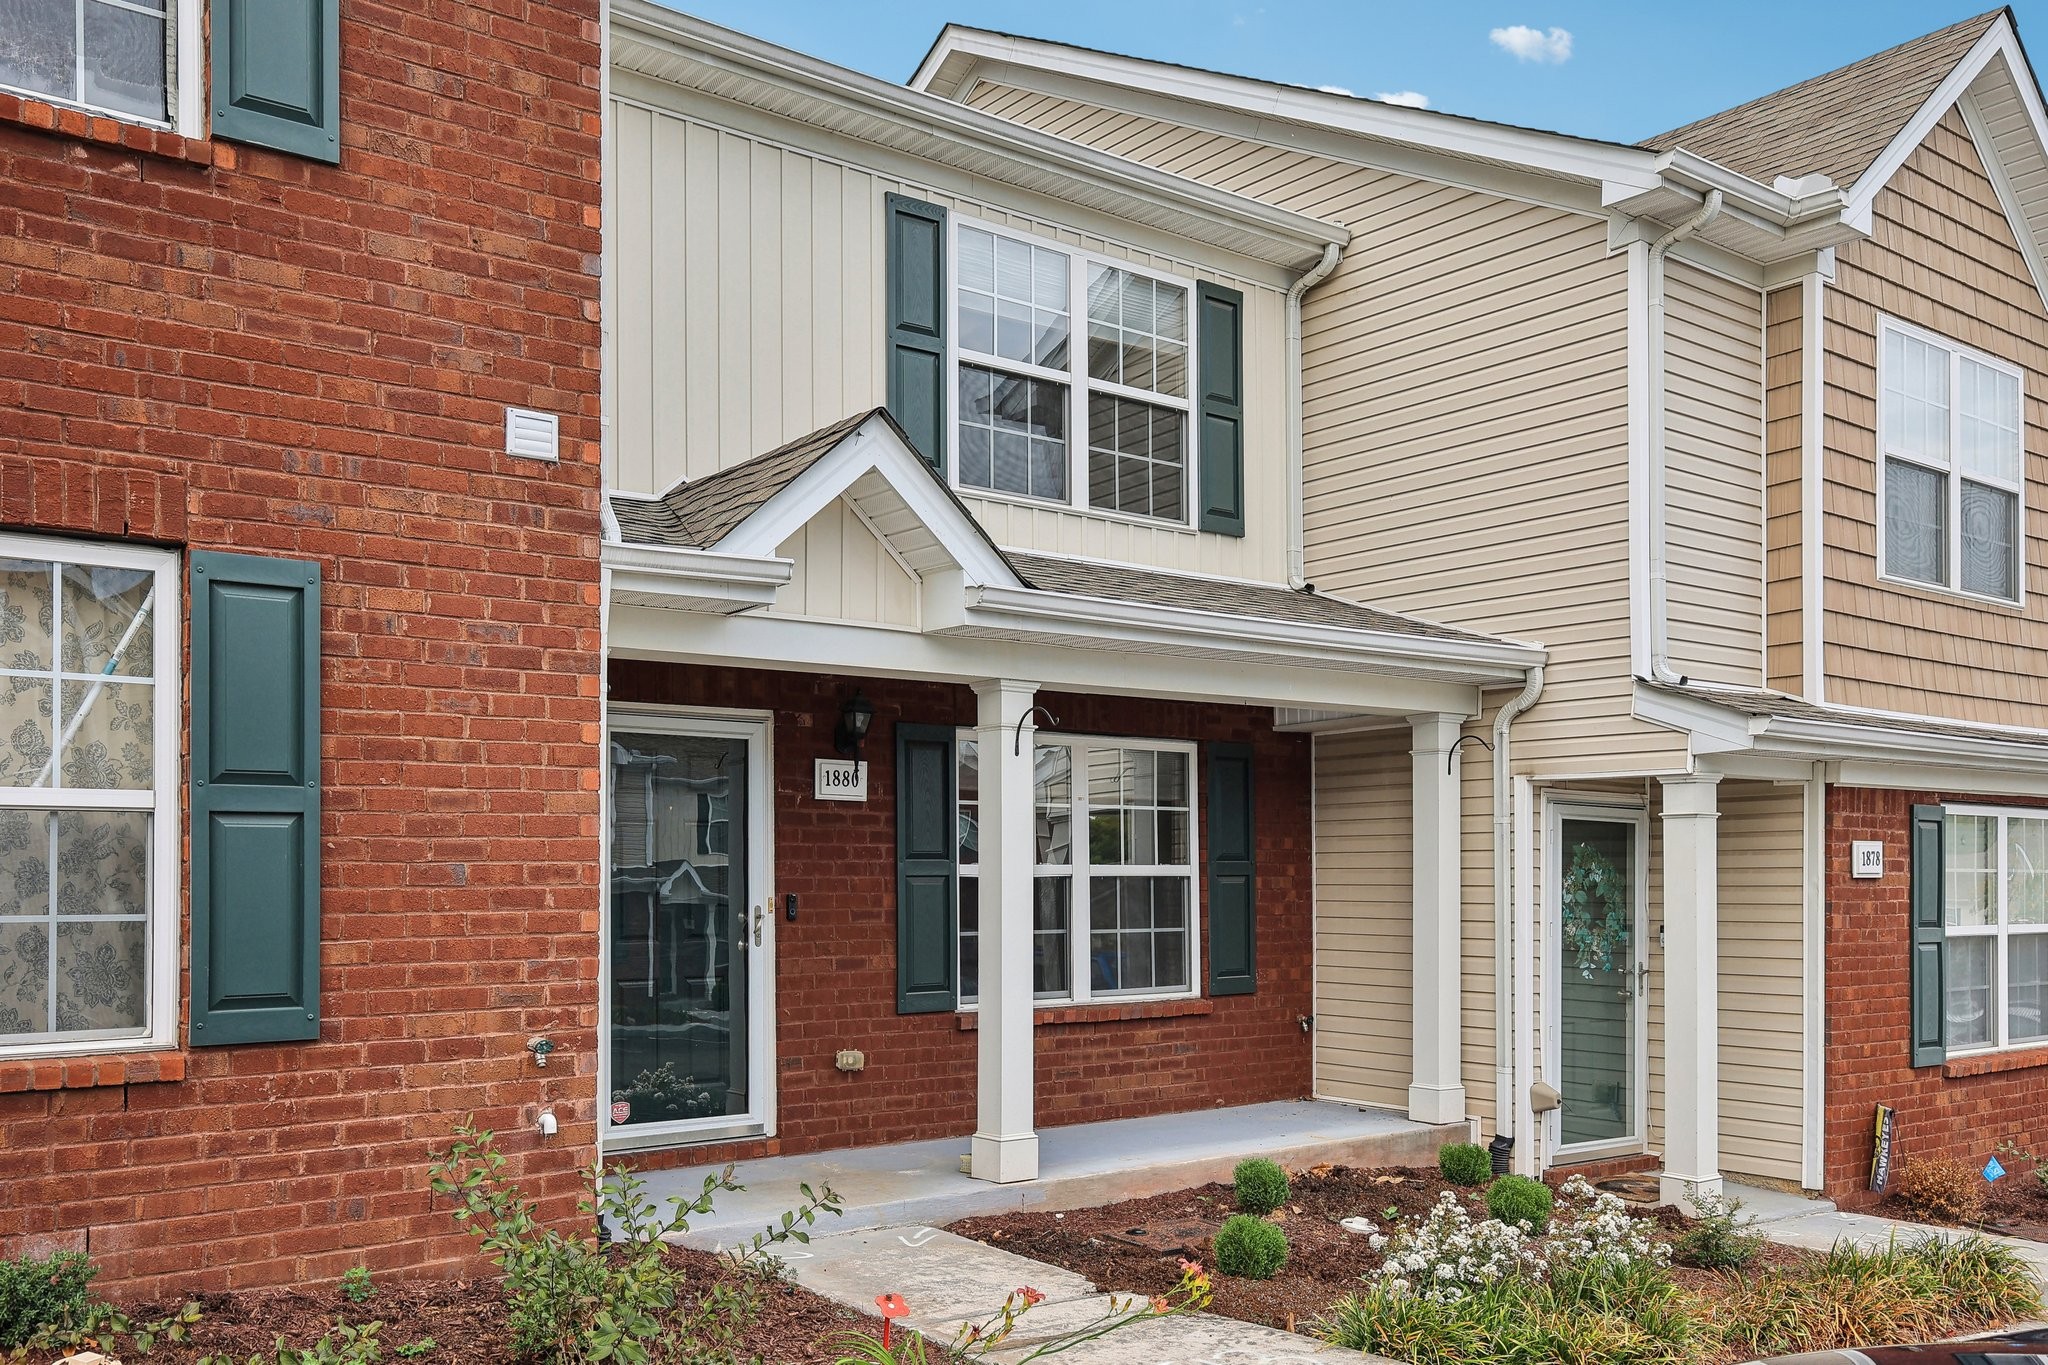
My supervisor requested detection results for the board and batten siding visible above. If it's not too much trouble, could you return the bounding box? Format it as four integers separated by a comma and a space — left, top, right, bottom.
1822, 108, 2048, 724
960, 78, 1687, 777
770, 498, 920, 629
606, 83, 1293, 583
1662, 263, 1766, 688
1311, 727, 1412, 1111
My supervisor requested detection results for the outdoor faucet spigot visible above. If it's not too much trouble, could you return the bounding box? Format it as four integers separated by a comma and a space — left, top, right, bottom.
526, 1037, 556, 1068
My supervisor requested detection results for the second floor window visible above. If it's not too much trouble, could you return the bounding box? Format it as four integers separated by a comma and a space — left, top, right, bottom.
954, 220, 1194, 525
1880, 318, 2025, 603
0, 0, 171, 123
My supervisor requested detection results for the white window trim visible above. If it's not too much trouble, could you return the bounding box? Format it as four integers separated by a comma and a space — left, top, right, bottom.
1941, 802, 2048, 1057
946, 213, 1200, 531
0, 0, 204, 139
957, 731, 1202, 1011
1875, 314, 2028, 608
0, 533, 180, 1061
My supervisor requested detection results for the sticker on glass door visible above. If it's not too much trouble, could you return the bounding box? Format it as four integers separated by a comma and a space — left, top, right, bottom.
608, 727, 757, 1133
1552, 809, 1646, 1153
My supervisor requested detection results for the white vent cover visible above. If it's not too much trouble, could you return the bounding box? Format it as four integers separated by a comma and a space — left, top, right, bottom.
505, 407, 560, 462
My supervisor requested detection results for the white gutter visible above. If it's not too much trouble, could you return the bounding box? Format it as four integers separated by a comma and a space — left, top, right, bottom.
961, 582, 1544, 684
1490, 664, 1544, 1148
1287, 242, 1344, 591
1645, 189, 1724, 686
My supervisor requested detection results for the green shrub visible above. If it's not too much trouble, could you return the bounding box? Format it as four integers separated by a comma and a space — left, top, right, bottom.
1232, 1158, 1290, 1214
0, 1250, 96, 1349
1437, 1142, 1492, 1187
430, 1121, 841, 1365
1485, 1174, 1553, 1233
1213, 1215, 1288, 1280
1672, 1186, 1763, 1269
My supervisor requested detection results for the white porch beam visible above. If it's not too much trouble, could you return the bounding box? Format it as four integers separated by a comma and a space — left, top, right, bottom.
1660, 773, 1723, 1208
1408, 714, 1467, 1125
970, 679, 1039, 1184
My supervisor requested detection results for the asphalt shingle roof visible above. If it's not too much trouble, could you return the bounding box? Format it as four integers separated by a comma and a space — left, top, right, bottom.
1640, 10, 2002, 186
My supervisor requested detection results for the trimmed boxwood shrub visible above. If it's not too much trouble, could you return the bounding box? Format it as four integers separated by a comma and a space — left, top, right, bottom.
1438, 1142, 1493, 1187
1233, 1157, 1291, 1214
1213, 1215, 1289, 1280
1485, 1173, 1554, 1232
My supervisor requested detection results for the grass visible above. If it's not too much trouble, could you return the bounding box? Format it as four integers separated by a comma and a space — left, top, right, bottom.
1319, 1233, 2042, 1365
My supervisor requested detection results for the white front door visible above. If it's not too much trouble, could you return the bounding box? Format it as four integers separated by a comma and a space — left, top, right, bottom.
602, 708, 774, 1150
1546, 802, 1649, 1159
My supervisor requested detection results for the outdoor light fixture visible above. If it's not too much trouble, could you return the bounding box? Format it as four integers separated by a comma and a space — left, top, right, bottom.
835, 690, 875, 759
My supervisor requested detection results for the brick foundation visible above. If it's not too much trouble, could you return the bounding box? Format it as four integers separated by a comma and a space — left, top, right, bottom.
1824, 785, 2048, 1204
0, 0, 604, 1297
605, 663, 1316, 1171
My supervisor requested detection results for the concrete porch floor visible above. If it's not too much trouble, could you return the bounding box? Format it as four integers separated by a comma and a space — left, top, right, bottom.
644, 1099, 1462, 1250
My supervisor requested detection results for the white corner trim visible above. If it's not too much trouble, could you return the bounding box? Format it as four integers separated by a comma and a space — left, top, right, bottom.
1625, 239, 1653, 680
176, 0, 203, 139
1800, 762, 1826, 1191
1843, 15, 2020, 232
1800, 270, 1825, 703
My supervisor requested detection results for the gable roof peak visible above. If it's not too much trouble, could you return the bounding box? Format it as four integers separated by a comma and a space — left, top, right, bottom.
1640, 9, 2010, 188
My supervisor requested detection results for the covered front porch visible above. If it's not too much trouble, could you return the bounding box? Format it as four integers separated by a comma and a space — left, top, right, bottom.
600, 410, 1545, 1181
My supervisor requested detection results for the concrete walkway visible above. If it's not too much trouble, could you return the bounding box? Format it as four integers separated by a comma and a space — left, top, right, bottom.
654, 1100, 1455, 1248
776, 1223, 1363, 1363
1727, 1180, 2048, 1284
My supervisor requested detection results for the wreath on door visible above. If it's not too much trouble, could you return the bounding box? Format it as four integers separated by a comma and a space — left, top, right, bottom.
1561, 841, 1631, 979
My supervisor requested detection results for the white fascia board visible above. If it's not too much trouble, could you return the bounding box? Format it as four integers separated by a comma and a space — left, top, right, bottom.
1752, 716, 2048, 774
1631, 682, 1762, 753
608, 1, 1347, 271
1844, 15, 2020, 231
958, 583, 1543, 685
602, 540, 791, 613
1831, 760, 2048, 799
912, 27, 1663, 195
710, 415, 1023, 589
611, 604, 1486, 716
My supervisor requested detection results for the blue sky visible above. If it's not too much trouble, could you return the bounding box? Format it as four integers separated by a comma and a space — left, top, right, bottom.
659, 2, 2032, 144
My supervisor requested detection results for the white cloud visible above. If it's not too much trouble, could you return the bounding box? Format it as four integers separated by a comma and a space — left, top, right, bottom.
1317, 83, 1356, 97
1372, 90, 1430, 108
1489, 24, 1573, 63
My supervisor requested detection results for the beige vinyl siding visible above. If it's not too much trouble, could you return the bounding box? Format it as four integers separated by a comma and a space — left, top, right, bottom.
1717, 780, 1807, 1185
770, 499, 919, 627
1663, 263, 1766, 687
1764, 286, 1807, 694
1312, 727, 1411, 1111
1823, 108, 2048, 724
606, 88, 1292, 582
961, 80, 1684, 775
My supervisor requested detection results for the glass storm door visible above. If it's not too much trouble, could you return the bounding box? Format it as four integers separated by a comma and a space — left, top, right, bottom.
606, 721, 765, 1139
1553, 810, 1645, 1152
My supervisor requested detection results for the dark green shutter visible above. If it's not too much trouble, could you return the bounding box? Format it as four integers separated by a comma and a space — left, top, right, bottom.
1196, 282, 1246, 537
896, 723, 957, 1013
1207, 743, 1256, 995
189, 552, 323, 1046
1910, 803, 1947, 1067
211, 0, 342, 164
886, 195, 948, 470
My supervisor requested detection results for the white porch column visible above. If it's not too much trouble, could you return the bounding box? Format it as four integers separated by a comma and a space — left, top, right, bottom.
1660, 773, 1723, 1208
1408, 713, 1467, 1125
970, 679, 1039, 1183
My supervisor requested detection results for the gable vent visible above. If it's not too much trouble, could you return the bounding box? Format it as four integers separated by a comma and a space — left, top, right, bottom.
505, 407, 560, 462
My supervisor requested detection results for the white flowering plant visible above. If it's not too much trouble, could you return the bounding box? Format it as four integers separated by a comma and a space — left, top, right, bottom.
1367, 1191, 1543, 1305
1543, 1176, 1669, 1279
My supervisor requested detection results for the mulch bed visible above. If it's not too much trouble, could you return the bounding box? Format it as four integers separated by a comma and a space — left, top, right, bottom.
107, 1248, 876, 1365
1880, 1161, 2048, 1236
950, 1164, 1489, 1333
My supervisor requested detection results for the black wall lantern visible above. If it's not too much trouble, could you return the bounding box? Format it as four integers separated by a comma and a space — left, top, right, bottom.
834, 690, 876, 759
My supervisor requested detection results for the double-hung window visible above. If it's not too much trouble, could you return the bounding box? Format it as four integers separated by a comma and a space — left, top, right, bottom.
956, 734, 1198, 1007
1879, 318, 2026, 603
953, 219, 1195, 525
0, 0, 181, 124
0, 536, 178, 1057
1943, 808, 2048, 1053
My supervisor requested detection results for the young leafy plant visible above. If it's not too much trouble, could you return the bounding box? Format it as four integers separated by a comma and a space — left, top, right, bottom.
340, 1267, 377, 1305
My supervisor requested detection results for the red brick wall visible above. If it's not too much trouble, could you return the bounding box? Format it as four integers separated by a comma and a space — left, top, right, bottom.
1824, 786, 2048, 1202
606, 663, 1317, 1170
0, 1, 605, 1296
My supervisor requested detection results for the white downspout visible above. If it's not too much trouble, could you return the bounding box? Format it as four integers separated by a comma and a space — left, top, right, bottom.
1646, 190, 1723, 685
1287, 242, 1344, 591
1492, 663, 1544, 1145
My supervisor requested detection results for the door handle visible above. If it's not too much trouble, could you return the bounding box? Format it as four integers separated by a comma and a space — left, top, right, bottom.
752, 905, 764, 947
